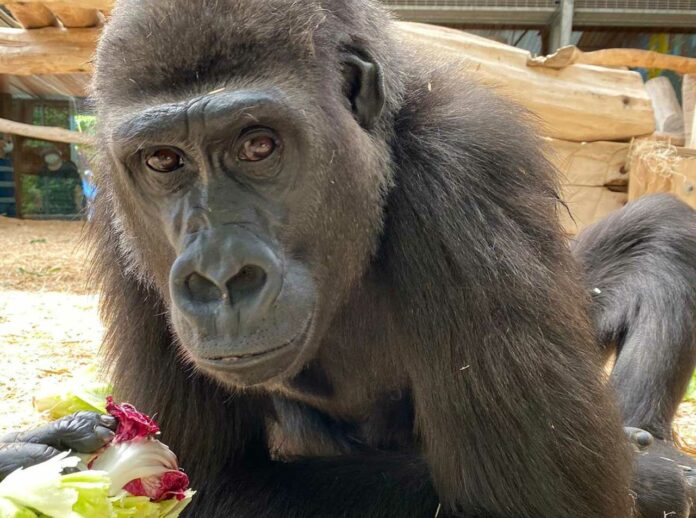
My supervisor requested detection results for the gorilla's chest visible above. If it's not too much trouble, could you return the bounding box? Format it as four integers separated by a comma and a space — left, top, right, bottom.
268, 388, 416, 459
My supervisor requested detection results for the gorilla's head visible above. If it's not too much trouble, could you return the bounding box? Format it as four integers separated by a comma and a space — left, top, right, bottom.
93, 0, 400, 386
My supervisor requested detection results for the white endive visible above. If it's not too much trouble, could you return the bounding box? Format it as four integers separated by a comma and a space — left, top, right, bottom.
0, 452, 99, 518
90, 439, 178, 497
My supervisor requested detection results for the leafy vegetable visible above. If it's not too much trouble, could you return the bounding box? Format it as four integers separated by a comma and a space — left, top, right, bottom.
33, 368, 112, 420
14, 382, 196, 517
0, 452, 109, 518
105, 398, 159, 443
0, 453, 194, 518
90, 440, 188, 501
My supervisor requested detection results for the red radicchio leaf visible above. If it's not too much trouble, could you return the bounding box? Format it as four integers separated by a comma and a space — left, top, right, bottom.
106, 396, 160, 443
124, 470, 190, 502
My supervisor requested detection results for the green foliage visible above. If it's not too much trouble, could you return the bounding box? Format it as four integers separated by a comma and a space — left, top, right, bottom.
73, 115, 97, 136
686, 371, 696, 402
21, 176, 43, 215
21, 175, 81, 216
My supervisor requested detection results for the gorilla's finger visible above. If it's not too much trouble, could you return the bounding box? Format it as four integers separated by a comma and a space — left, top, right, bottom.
2, 412, 116, 454
0, 442, 62, 481
624, 427, 654, 450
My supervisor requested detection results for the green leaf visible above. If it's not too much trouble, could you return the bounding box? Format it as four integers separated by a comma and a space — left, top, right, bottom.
0, 497, 38, 518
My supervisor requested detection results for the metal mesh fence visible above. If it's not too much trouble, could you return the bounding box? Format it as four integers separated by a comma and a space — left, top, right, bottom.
383, 0, 696, 8
382, 0, 556, 7
575, 0, 696, 8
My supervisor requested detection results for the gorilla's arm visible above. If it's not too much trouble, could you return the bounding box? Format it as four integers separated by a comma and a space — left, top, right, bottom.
192, 455, 439, 517
573, 193, 696, 441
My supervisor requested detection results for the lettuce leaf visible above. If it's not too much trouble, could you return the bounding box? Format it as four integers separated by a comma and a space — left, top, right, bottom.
0, 497, 38, 518
110, 491, 194, 518
33, 376, 112, 420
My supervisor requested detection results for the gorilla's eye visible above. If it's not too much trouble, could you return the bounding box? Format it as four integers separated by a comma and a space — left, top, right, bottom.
238, 132, 277, 162
145, 148, 184, 173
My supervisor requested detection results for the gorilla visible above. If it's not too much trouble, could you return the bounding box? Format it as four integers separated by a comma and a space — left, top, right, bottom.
1, 1, 695, 516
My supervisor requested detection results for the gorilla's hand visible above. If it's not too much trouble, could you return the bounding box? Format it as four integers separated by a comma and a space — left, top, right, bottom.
0, 412, 117, 480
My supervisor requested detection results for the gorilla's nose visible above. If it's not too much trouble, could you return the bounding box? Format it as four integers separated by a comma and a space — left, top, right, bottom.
184, 265, 268, 305
169, 229, 283, 336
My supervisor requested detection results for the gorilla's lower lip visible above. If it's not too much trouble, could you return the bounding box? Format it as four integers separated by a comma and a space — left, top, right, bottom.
207, 340, 295, 363
197, 316, 312, 372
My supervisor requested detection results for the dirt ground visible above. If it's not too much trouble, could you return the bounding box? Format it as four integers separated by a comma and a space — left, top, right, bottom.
0, 217, 694, 449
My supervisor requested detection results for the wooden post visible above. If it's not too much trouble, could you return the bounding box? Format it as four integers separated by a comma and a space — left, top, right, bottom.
685, 75, 696, 149
645, 76, 684, 137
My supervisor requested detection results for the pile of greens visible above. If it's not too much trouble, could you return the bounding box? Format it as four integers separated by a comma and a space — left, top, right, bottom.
0, 377, 194, 518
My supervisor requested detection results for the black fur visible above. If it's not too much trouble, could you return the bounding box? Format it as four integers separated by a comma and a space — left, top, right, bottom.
86, 1, 645, 516
574, 194, 696, 441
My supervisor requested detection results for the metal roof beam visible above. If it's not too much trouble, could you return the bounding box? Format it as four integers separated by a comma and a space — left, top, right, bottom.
386, 7, 556, 26
387, 5, 696, 31
574, 8, 696, 29
549, 0, 575, 51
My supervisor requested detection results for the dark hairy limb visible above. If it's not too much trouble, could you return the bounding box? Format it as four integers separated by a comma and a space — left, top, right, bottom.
574, 194, 696, 441
0, 412, 116, 480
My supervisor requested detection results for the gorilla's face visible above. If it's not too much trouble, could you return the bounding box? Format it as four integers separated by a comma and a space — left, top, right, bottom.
101, 50, 389, 387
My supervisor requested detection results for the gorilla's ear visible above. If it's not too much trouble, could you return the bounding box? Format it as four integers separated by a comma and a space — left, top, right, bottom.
342, 49, 385, 130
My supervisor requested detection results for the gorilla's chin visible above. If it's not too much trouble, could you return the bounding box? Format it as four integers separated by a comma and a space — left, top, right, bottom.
189, 313, 315, 387
168, 253, 318, 385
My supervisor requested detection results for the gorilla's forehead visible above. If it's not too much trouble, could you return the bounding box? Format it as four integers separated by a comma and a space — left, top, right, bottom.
95, 0, 339, 100
108, 88, 309, 151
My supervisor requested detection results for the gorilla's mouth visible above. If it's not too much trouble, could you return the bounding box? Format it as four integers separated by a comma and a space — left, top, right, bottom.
207, 339, 298, 364
196, 314, 314, 376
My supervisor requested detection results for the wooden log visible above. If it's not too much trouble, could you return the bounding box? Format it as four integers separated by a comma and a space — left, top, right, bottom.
0, 27, 99, 75
559, 185, 627, 236
546, 138, 630, 235
7, 0, 114, 10
5, 3, 57, 29
628, 141, 696, 209
545, 138, 630, 188
0, 21, 655, 143
686, 75, 696, 149
49, 4, 100, 28
529, 46, 696, 75
395, 22, 655, 142
645, 76, 684, 136
0, 116, 93, 145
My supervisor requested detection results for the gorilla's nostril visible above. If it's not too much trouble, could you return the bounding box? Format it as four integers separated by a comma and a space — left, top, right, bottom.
186, 273, 223, 303
227, 265, 267, 301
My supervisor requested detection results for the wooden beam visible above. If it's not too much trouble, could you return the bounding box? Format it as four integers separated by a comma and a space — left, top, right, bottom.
0, 116, 93, 145
0, 27, 99, 75
49, 4, 100, 28
5, 0, 114, 9
0, 21, 655, 142
5, 3, 57, 29
529, 45, 696, 75
396, 22, 654, 142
